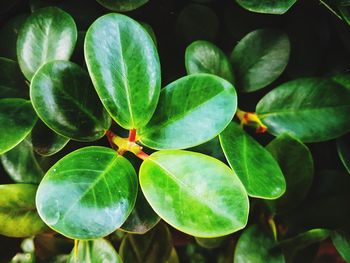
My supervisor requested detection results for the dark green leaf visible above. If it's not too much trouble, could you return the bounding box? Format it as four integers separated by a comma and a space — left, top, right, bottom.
30, 60, 111, 141
139, 150, 249, 237
85, 13, 160, 130
0, 184, 47, 237
17, 7, 77, 81
96, 0, 148, 11
332, 231, 350, 262
185, 40, 234, 83
236, 0, 297, 14
36, 146, 138, 239
219, 122, 286, 199
256, 78, 350, 142
230, 29, 290, 92
337, 134, 350, 174
139, 74, 237, 150
266, 134, 314, 213
0, 98, 37, 154
195, 236, 226, 249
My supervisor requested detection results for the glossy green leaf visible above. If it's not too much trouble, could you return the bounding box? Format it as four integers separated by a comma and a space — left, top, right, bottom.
36, 146, 138, 239
0, 57, 27, 99
234, 225, 285, 263
219, 122, 285, 199
85, 13, 160, 130
17, 7, 77, 81
337, 134, 350, 174
30, 60, 111, 141
139, 150, 249, 237
0, 184, 47, 237
185, 40, 234, 83
68, 238, 122, 263
256, 78, 350, 142
236, 0, 297, 14
266, 134, 314, 213
120, 188, 160, 234
141, 22, 157, 46
0, 98, 37, 154
96, 0, 148, 11
119, 223, 172, 263
139, 74, 237, 150
332, 231, 350, 262
230, 29, 290, 92
30, 120, 69, 156
1, 139, 43, 184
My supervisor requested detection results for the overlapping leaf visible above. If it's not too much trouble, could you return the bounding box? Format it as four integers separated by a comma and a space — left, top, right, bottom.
236, 0, 297, 14
96, 0, 149, 11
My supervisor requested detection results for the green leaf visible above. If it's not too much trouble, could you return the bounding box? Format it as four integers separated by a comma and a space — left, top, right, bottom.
30, 60, 111, 142
36, 146, 138, 239
85, 13, 160, 130
141, 22, 157, 47
236, 0, 297, 14
0, 98, 37, 154
17, 7, 77, 81
1, 139, 43, 184
234, 225, 285, 263
139, 150, 249, 237
256, 78, 350, 142
166, 248, 179, 263
120, 188, 160, 234
96, 0, 148, 11
266, 134, 314, 213
119, 223, 172, 263
139, 74, 237, 150
219, 122, 285, 199
0, 57, 27, 99
68, 238, 122, 263
337, 134, 350, 174
195, 236, 226, 249
185, 40, 234, 83
0, 184, 47, 237
332, 73, 350, 90
30, 120, 69, 156
332, 231, 350, 262
230, 29, 290, 92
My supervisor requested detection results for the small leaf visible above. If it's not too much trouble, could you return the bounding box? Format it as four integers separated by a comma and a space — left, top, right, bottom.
337, 134, 350, 174
256, 78, 350, 142
0, 184, 47, 237
219, 122, 286, 199
266, 134, 314, 213
236, 0, 297, 14
230, 29, 290, 92
17, 7, 77, 81
96, 0, 149, 11
1, 139, 43, 184
0, 98, 37, 154
185, 40, 234, 83
119, 223, 172, 263
30, 60, 111, 141
234, 225, 285, 263
139, 150, 249, 237
139, 74, 237, 150
332, 231, 350, 262
85, 13, 160, 130
67, 238, 122, 263
36, 146, 138, 239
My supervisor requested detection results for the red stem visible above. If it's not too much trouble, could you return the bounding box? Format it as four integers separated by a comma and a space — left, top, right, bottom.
106, 130, 118, 151
137, 151, 149, 160
128, 128, 137, 142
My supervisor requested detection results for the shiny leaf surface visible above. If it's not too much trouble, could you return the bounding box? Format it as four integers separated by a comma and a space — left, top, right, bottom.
96, 0, 148, 11
332, 231, 350, 262
236, 0, 297, 14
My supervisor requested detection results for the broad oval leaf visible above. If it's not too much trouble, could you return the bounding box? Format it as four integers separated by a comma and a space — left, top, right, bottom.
36, 146, 138, 239
96, 0, 148, 11
219, 122, 286, 199
30, 60, 111, 141
68, 238, 122, 263
85, 13, 160, 130
17, 7, 77, 81
139, 74, 237, 150
234, 225, 285, 263
266, 134, 314, 213
1, 139, 43, 184
0, 98, 37, 154
139, 150, 249, 237
0, 184, 47, 237
119, 223, 172, 263
236, 0, 297, 14
230, 29, 290, 92
256, 78, 350, 142
185, 40, 234, 83
337, 134, 350, 174
332, 231, 350, 262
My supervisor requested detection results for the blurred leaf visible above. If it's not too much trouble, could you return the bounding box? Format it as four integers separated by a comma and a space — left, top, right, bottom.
96, 0, 148, 11
332, 231, 350, 262
337, 134, 350, 174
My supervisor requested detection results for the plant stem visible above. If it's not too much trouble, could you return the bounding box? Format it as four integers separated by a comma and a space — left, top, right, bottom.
128, 128, 137, 142
236, 108, 267, 133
